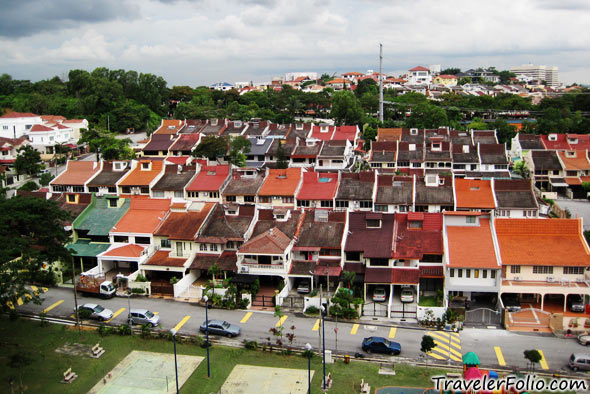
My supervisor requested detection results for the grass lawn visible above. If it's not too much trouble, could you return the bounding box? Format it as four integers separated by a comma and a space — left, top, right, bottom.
0, 317, 453, 393
418, 296, 442, 307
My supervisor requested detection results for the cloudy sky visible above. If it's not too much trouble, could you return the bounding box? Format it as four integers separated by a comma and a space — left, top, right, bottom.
1, 0, 589, 86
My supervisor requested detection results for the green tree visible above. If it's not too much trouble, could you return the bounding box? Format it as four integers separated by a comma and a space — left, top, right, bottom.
342, 271, 356, 289
7, 352, 34, 392
440, 68, 461, 75
79, 127, 134, 161
276, 143, 288, 169
513, 161, 530, 179
192, 136, 228, 161
466, 117, 488, 130
169, 85, 195, 101
229, 136, 251, 167
14, 145, 42, 176
458, 77, 472, 85
524, 349, 542, 372
406, 103, 448, 129
39, 172, 54, 187
331, 91, 363, 125
420, 335, 436, 355
0, 196, 72, 312
355, 78, 378, 97
18, 181, 39, 191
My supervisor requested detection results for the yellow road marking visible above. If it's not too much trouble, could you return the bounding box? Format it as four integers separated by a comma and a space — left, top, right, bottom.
41, 287, 48, 292
494, 346, 506, 366
427, 351, 446, 360
24, 293, 32, 300
16, 297, 23, 306
428, 333, 461, 349
312, 319, 320, 331
31, 285, 39, 295
173, 315, 191, 332
350, 324, 359, 335
106, 307, 126, 323
153, 311, 159, 315
42, 299, 64, 314
538, 349, 549, 370
429, 346, 462, 361
240, 312, 252, 323
388, 327, 397, 339
7, 301, 14, 310
433, 341, 462, 357
276, 315, 288, 327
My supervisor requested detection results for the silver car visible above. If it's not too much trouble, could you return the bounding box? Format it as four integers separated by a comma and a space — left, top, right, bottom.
128, 309, 160, 327
76, 303, 114, 321
200, 319, 241, 338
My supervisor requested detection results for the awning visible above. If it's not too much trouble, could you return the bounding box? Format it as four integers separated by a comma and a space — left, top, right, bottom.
67, 240, 110, 258
292, 246, 321, 252
565, 177, 582, 186
549, 178, 568, 187
314, 265, 342, 277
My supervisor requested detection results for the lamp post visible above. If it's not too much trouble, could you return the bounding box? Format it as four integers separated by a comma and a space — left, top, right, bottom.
203, 295, 211, 378
321, 303, 327, 390
305, 343, 312, 394
170, 328, 179, 394
71, 255, 80, 335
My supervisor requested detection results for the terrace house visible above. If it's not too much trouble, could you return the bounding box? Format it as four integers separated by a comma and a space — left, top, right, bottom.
257, 168, 303, 209
374, 175, 413, 213
493, 179, 539, 218
222, 168, 265, 204
86, 161, 130, 195
414, 175, 454, 213
50, 161, 101, 193
296, 171, 338, 209
334, 172, 376, 211
185, 164, 231, 202
118, 159, 165, 196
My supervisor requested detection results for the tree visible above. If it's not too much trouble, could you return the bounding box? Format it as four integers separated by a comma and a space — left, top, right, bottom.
192, 136, 228, 161
18, 181, 39, 191
355, 78, 378, 97
14, 145, 42, 176
458, 77, 472, 85
0, 196, 72, 312
229, 136, 251, 167
420, 335, 436, 355
440, 68, 461, 75
406, 103, 448, 129
79, 127, 134, 161
331, 90, 363, 125
512, 161, 530, 179
524, 349, 542, 372
39, 172, 54, 187
466, 117, 488, 130
342, 271, 356, 289
276, 143, 288, 169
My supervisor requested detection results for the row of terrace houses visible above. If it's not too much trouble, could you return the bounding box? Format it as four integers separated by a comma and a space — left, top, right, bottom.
50, 160, 541, 218
61, 193, 590, 326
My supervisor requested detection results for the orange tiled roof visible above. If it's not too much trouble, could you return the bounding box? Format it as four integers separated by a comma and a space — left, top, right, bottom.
495, 218, 590, 266
454, 179, 495, 209
51, 161, 101, 186
144, 250, 186, 267
557, 150, 590, 171
377, 128, 402, 142
119, 160, 163, 186
154, 203, 215, 240
111, 198, 170, 234
446, 219, 498, 268
102, 244, 145, 258
154, 119, 184, 135
258, 168, 302, 197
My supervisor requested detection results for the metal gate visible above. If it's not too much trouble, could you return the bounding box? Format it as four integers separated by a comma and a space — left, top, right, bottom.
390, 304, 417, 318
464, 308, 501, 326
252, 295, 276, 308
281, 296, 304, 310
362, 302, 388, 317
151, 283, 174, 296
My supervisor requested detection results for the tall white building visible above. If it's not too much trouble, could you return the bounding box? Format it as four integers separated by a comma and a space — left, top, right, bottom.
510, 64, 559, 87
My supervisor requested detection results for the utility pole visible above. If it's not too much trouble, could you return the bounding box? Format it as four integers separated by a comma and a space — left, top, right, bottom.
107, 115, 110, 132
379, 43, 384, 123
318, 284, 322, 351
71, 256, 80, 335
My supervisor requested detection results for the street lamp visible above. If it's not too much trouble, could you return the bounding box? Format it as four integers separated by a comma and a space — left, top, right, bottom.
203, 295, 211, 378
305, 343, 312, 394
170, 328, 179, 394
321, 303, 327, 390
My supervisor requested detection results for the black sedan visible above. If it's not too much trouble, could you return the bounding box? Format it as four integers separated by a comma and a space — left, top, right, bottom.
362, 336, 401, 355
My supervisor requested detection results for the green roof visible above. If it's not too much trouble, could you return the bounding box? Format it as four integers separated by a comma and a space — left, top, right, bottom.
76, 197, 130, 236
68, 240, 110, 257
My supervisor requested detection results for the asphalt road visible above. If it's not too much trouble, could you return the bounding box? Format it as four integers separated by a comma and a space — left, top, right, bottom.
13, 286, 588, 376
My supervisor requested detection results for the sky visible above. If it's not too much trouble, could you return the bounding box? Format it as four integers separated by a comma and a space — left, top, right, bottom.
1, 0, 589, 87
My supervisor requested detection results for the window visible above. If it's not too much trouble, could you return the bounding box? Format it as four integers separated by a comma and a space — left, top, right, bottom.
335, 200, 349, 208
564, 267, 584, 275
259, 196, 270, 203
141, 162, 150, 170
412, 162, 421, 168
176, 242, 183, 256
136, 236, 150, 245
474, 269, 479, 278
210, 192, 219, 198
370, 258, 388, 267
108, 198, 118, 207
114, 235, 128, 243
122, 187, 131, 194
458, 269, 463, 278
108, 186, 116, 193
375, 205, 388, 212
297, 200, 310, 207
153, 191, 165, 198
409, 220, 423, 229
359, 201, 373, 209
282, 197, 293, 203
73, 186, 84, 193
466, 269, 471, 278
510, 266, 520, 274
346, 252, 361, 261
161, 239, 171, 248
140, 187, 149, 194
67, 194, 76, 203
188, 191, 198, 198
2, 126, 7, 130
450, 268, 454, 277
466, 216, 476, 224
88, 186, 99, 193
200, 244, 207, 251
226, 195, 236, 202
174, 191, 184, 198
532, 266, 553, 274
482, 270, 487, 279
490, 270, 496, 278
320, 200, 333, 208
210, 244, 218, 252
397, 161, 409, 167
366, 219, 381, 228
244, 195, 255, 203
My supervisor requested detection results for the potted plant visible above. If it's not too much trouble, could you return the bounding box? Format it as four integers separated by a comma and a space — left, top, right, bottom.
585, 318, 590, 328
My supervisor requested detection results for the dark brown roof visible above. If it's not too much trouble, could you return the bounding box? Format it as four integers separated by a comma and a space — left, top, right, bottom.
151, 165, 197, 191
375, 175, 412, 205
143, 134, 177, 152
335, 172, 375, 200
472, 130, 497, 144
451, 144, 478, 163
197, 204, 255, 242
221, 120, 247, 136
531, 150, 562, 171
189, 253, 220, 270
289, 260, 316, 275
295, 211, 345, 249
292, 142, 321, 158
479, 144, 508, 165
223, 170, 265, 196
424, 142, 451, 161
200, 119, 225, 135
87, 161, 131, 187
494, 179, 537, 209
48, 192, 92, 225
251, 209, 302, 239
518, 134, 544, 150
414, 176, 453, 206
154, 203, 215, 240
371, 151, 395, 162
397, 141, 424, 162
344, 212, 394, 258
319, 140, 347, 157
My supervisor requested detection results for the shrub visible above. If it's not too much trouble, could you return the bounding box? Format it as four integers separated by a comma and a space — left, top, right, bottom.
140, 323, 152, 339
18, 181, 39, 192
131, 288, 145, 295
118, 324, 132, 336
78, 308, 92, 319
39, 312, 48, 327
305, 306, 319, 315
98, 323, 113, 337
170, 276, 179, 285
239, 298, 250, 309
135, 274, 148, 282
243, 340, 258, 350
32, 269, 57, 286
39, 172, 54, 186
302, 349, 314, 359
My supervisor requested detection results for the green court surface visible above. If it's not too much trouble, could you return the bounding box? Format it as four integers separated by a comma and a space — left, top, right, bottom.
87, 350, 203, 394
220, 364, 314, 394
375, 387, 437, 394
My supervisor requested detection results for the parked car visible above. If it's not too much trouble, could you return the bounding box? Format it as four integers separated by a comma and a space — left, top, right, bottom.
361, 337, 401, 355
400, 288, 414, 303
569, 353, 590, 371
372, 287, 387, 302
568, 295, 585, 313
297, 280, 311, 294
502, 296, 521, 312
76, 303, 113, 321
578, 334, 590, 346
128, 309, 160, 327
199, 320, 241, 338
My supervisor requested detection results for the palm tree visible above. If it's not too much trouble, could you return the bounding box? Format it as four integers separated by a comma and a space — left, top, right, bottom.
342, 271, 356, 290
513, 160, 530, 179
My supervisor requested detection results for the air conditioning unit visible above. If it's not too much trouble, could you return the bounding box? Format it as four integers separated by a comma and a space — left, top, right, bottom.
546, 276, 555, 283
514, 276, 521, 282
240, 266, 249, 273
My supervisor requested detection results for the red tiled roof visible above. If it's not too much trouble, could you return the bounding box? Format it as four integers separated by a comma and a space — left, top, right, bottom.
557, 150, 590, 171
258, 168, 302, 197
186, 164, 230, 192
164, 156, 190, 165
454, 179, 495, 209
420, 266, 443, 278
154, 203, 214, 240
144, 250, 186, 267
119, 160, 164, 186
239, 227, 291, 254
296, 171, 338, 200
0, 111, 38, 118
394, 213, 443, 259
314, 265, 342, 277
409, 66, 429, 72
541, 134, 572, 150
437, 74, 458, 79
29, 124, 54, 132
154, 119, 184, 135
309, 125, 335, 141
446, 218, 498, 268
345, 212, 394, 258
51, 161, 100, 186
102, 244, 145, 258
332, 126, 358, 142
495, 218, 590, 266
